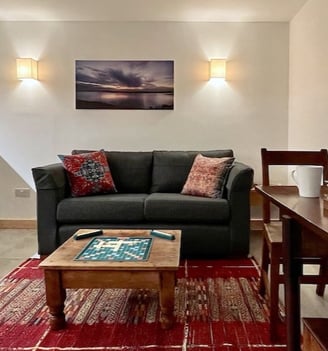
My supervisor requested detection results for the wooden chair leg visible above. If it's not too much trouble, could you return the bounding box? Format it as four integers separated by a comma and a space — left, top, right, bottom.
269, 247, 281, 343
259, 236, 270, 297
316, 259, 327, 296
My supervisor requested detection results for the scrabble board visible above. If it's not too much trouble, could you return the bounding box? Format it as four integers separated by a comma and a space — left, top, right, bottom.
74, 237, 152, 261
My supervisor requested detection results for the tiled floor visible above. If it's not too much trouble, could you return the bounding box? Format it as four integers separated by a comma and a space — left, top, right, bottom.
0, 228, 327, 318
0, 228, 263, 279
0, 228, 38, 278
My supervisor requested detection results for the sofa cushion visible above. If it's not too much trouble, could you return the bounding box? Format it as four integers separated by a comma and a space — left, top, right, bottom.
181, 154, 234, 198
72, 150, 153, 193
151, 150, 234, 193
144, 193, 229, 223
58, 150, 117, 197
57, 193, 147, 223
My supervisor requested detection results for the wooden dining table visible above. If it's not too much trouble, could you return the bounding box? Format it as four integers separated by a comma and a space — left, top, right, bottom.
255, 185, 328, 351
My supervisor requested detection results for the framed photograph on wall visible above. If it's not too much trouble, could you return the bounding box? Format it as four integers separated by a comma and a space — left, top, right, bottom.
75, 60, 174, 110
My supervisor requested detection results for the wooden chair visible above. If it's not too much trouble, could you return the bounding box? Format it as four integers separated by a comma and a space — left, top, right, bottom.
258, 148, 328, 343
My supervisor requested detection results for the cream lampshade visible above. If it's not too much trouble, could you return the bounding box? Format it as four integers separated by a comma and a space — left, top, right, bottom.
209, 59, 226, 79
16, 58, 38, 80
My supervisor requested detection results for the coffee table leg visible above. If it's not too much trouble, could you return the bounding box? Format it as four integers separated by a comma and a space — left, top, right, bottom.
44, 270, 66, 330
159, 271, 175, 329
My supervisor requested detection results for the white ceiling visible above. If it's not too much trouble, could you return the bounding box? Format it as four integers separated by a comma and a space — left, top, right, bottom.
0, 0, 308, 22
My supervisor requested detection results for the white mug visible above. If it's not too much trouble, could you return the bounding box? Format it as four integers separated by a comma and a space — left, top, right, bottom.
291, 165, 323, 198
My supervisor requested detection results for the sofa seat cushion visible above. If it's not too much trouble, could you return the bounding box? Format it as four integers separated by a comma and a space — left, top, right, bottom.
57, 194, 148, 223
144, 193, 229, 223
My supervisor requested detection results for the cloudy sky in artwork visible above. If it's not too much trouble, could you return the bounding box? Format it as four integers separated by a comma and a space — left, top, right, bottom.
76, 60, 174, 93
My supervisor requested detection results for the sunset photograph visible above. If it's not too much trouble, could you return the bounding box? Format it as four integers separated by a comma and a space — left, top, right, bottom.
76, 60, 174, 110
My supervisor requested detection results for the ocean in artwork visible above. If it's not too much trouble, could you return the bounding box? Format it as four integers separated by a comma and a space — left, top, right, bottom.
76, 91, 173, 110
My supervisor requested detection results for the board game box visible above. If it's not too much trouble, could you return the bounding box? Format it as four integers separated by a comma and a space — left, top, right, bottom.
74, 237, 153, 261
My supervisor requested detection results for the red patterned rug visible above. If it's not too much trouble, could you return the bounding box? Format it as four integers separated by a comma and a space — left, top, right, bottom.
0, 258, 286, 350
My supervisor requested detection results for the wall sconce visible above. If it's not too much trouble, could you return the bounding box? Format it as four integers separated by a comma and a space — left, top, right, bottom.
209, 59, 226, 79
16, 58, 38, 80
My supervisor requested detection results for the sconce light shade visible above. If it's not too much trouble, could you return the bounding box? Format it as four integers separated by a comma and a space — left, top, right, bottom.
210, 59, 226, 79
16, 58, 38, 80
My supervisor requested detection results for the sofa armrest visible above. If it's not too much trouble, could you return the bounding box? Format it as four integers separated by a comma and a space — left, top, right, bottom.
32, 163, 68, 255
32, 163, 67, 190
225, 162, 254, 196
225, 162, 254, 255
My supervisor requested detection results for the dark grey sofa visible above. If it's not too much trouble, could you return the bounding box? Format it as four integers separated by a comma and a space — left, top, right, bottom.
32, 149, 254, 258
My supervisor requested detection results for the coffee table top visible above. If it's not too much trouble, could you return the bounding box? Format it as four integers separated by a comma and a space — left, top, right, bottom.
40, 229, 181, 271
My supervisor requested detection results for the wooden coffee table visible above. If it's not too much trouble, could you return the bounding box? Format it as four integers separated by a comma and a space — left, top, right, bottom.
39, 229, 181, 330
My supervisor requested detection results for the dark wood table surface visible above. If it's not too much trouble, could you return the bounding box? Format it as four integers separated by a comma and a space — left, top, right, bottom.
255, 185, 328, 351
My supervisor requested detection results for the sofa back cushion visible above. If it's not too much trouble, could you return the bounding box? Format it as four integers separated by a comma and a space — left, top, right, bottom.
151, 150, 234, 193
72, 150, 153, 193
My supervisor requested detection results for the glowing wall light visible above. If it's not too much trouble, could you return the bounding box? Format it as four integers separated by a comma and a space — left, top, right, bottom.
16, 58, 38, 80
209, 59, 226, 79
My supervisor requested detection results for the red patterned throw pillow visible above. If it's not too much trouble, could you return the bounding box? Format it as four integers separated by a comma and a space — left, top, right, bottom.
181, 154, 234, 198
58, 150, 117, 197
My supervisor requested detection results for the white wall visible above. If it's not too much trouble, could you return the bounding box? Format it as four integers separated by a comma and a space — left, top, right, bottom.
0, 157, 36, 218
0, 21, 289, 218
289, 0, 328, 150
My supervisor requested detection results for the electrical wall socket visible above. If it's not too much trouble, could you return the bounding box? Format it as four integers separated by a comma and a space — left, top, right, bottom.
15, 188, 30, 198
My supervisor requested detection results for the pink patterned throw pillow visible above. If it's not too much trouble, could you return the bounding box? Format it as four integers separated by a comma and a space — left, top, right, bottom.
181, 154, 234, 198
58, 150, 117, 197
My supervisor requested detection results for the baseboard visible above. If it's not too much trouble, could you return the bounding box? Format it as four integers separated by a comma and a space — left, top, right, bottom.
0, 219, 37, 229
251, 219, 264, 231
0, 218, 262, 231
250, 188, 263, 207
